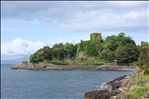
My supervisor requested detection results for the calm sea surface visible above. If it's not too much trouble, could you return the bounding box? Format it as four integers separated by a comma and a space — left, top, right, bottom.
1, 64, 131, 99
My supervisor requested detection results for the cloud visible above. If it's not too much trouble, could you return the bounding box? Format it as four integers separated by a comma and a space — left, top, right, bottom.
2, 1, 148, 33
1, 38, 45, 60
1, 37, 84, 60
60, 6, 148, 32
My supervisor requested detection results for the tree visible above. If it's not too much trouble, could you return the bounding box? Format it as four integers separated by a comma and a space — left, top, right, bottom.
51, 43, 65, 60
30, 46, 52, 63
101, 49, 115, 62
64, 43, 75, 58
115, 44, 139, 65
102, 35, 117, 51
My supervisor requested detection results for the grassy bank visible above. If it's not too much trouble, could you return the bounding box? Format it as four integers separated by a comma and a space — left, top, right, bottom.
121, 68, 149, 99
69, 59, 105, 66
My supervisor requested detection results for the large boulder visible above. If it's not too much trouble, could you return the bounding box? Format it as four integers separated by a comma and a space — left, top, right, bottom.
84, 90, 111, 99
84, 75, 130, 99
97, 90, 111, 99
112, 80, 122, 90
84, 91, 98, 99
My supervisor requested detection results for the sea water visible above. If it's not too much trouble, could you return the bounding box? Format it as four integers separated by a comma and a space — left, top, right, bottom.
1, 64, 131, 99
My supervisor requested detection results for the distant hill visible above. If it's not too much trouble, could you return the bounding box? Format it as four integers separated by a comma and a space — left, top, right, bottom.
1, 56, 29, 64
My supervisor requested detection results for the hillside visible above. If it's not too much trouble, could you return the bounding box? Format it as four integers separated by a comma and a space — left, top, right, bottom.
28, 32, 141, 66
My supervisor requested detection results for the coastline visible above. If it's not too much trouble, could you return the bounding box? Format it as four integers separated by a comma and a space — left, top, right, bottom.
84, 67, 149, 99
10, 63, 136, 71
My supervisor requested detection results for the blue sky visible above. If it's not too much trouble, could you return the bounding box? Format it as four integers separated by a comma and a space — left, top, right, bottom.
1, 1, 149, 60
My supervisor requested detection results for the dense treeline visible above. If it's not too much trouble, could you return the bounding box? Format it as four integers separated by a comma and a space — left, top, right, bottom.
101, 33, 140, 65
30, 32, 147, 66
30, 43, 78, 63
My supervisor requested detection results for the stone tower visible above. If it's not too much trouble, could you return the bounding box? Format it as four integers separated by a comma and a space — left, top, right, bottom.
90, 33, 102, 43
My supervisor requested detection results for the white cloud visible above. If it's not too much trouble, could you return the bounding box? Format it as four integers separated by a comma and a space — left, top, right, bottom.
1, 37, 84, 60
1, 38, 45, 60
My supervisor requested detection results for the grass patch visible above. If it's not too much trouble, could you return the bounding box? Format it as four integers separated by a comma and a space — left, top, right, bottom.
48, 60, 69, 65
79, 60, 105, 66
123, 86, 149, 99
121, 68, 149, 99
129, 68, 149, 87
66, 59, 105, 66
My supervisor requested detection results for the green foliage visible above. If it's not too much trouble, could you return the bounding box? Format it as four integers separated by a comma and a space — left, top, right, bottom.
124, 86, 149, 99
101, 49, 115, 62
100, 32, 139, 64
30, 46, 52, 63
122, 68, 149, 99
90, 33, 102, 43
48, 60, 69, 65
22, 61, 28, 64
140, 43, 149, 75
51, 43, 78, 61
79, 60, 105, 66
51, 43, 65, 61
29, 32, 141, 66
87, 42, 99, 56
115, 44, 139, 65
102, 35, 118, 51
77, 41, 99, 59
64, 43, 76, 58
129, 61, 141, 66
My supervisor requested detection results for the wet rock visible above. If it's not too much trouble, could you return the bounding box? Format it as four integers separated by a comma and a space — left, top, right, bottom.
84, 75, 132, 99
97, 90, 111, 99
10, 66, 17, 70
111, 89, 121, 96
84, 90, 111, 99
112, 80, 122, 90
104, 75, 127, 88
84, 91, 98, 99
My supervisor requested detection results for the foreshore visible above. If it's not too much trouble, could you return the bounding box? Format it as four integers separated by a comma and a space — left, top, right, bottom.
10, 63, 136, 71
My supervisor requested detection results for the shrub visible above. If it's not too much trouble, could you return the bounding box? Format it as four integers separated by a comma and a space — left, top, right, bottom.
22, 61, 28, 64
124, 86, 149, 99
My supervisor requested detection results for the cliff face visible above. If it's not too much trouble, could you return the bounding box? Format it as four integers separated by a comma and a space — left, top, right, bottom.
76, 33, 102, 60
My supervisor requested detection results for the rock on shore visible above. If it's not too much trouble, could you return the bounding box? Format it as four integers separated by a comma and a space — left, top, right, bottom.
84, 75, 130, 99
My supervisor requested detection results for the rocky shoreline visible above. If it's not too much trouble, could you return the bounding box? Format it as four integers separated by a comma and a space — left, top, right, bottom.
84, 75, 130, 99
84, 68, 149, 99
10, 63, 136, 71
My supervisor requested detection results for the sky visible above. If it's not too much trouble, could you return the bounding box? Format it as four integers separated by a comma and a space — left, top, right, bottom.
1, 1, 149, 60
